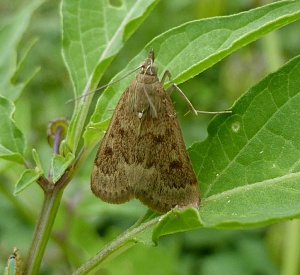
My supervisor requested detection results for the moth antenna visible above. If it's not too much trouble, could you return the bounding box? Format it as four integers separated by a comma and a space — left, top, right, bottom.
66, 65, 143, 104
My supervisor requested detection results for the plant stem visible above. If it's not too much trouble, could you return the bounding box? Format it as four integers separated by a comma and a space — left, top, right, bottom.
281, 220, 300, 275
73, 215, 161, 275
22, 186, 64, 274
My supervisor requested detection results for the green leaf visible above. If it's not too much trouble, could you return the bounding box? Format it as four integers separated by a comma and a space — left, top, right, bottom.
14, 168, 44, 195
189, 55, 300, 228
151, 0, 300, 85
51, 152, 75, 183
62, 0, 159, 152
136, 55, 300, 240
0, 97, 25, 164
0, 0, 44, 101
89, 0, 300, 130
152, 208, 202, 242
83, 1, 300, 237
112, 55, 300, 242
131, 210, 160, 246
82, 119, 109, 150
62, 0, 159, 99
32, 148, 44, 172
130, 208, 202, 245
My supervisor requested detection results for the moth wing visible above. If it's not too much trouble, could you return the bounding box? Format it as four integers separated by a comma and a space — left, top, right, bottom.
133, 90, 200, 213
91, 87, 137, 203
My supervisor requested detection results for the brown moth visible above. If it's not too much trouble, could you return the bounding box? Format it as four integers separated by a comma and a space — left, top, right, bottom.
91, 50, 200, 213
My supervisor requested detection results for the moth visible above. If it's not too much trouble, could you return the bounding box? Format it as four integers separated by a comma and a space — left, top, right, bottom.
91, 50, 200, 213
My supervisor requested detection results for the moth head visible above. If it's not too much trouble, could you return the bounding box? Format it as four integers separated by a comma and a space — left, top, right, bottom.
140, 60, 158, 76
140, 49, 158, 76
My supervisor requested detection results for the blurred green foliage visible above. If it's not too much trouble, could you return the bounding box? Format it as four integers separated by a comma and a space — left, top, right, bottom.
1, 0, 300, 274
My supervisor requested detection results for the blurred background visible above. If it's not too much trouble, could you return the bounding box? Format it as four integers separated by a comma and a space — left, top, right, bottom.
0, 0, 299, 274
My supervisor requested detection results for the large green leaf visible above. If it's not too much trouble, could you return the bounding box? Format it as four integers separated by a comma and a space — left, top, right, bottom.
0, 0, 44, 101
62, 0, 159, 152
86, 0, 300, 151
62, 0, 159, 99
189, 55, 300, 228
150, 55, 300, 239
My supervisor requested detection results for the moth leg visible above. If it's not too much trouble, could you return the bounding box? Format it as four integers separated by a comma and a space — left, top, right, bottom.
165, 83, 198, 115
161, 70, 171, 85
162, 70, 231, 115
161, 70, 198, 115
142, 85, 157, 117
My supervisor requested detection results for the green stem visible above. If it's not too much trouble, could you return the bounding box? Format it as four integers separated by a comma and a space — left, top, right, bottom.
281, 220, 300, 275
73, 215, 161, 275
66, 89, 94, 153
22, 186, 65, 274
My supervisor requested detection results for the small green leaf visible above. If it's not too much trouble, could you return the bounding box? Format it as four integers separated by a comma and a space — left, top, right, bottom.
0, 97, 25, 164
51, 152, 75, 183
14, 168, 44, 195
32, 148, 43, 172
